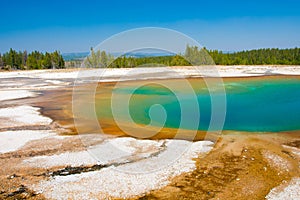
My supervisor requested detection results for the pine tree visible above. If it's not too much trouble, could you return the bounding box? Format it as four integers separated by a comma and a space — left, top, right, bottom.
0, 53, 3, 67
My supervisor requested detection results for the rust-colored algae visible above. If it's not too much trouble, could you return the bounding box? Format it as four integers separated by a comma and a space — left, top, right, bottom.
134, 133, 300, 200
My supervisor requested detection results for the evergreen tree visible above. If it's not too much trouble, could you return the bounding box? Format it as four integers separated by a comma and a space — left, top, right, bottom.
0, 53, 3, 67
0, 49, 65, 70
22, 50, 28, 68
85, 48, 114, 68
42, 52, 52, 69
51, 51, 64, 69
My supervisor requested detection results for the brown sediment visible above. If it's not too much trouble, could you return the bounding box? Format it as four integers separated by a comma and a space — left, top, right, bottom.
0, 133, 88, 199
0, 131, 298, 200
132, 132, 300, 200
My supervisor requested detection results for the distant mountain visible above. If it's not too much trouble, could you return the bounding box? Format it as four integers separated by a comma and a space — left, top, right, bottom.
63, 51, 176, 61
123, 51, 175, 58
62, 52, 89, 61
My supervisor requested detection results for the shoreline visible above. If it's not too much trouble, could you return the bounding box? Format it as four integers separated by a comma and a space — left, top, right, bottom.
0, 67, 299, 199
0, 65, 300, 80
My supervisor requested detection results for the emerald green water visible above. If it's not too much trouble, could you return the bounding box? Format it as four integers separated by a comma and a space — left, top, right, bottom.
97, 77, 300, 132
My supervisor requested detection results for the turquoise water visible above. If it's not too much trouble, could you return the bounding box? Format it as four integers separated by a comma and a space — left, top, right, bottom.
111, 77, 300, 132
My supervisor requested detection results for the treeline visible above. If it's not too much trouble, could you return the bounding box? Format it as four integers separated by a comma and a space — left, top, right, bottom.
84, 48, 114, 68
85, 53, 184, 68
84, 46, 213, 68
2, 46, 299, 70
209, 48, 300, 65
0, 48, 65, 70
84, 46, 300, 68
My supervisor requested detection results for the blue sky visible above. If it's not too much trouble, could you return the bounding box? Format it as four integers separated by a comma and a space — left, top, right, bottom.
0, 0, 299, 53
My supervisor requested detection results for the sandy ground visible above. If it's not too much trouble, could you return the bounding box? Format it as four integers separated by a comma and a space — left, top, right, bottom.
0, 66, 299, 199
